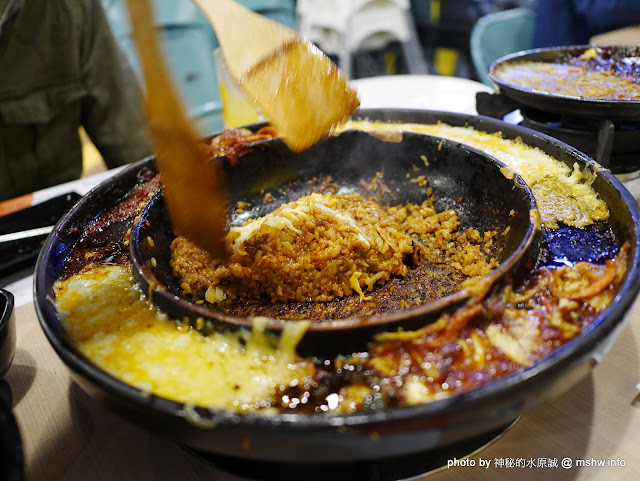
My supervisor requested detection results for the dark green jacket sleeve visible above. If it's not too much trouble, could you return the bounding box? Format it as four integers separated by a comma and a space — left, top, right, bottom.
79, 0, 151, 169
0, 0, 151, 201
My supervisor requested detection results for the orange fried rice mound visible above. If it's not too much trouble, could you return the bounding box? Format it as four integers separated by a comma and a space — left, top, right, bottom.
172, 192, 414, 303
171, 192, 499, 304
172, 190, 413, 302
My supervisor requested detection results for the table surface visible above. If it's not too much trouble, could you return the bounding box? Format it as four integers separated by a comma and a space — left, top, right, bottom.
2, 75, 639, 481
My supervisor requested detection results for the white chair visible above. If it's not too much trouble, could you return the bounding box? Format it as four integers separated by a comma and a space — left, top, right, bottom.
297, 0, 428, 77
297, 0, 346, 55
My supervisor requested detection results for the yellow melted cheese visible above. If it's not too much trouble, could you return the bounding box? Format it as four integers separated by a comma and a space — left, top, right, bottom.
336, 120, 609, 229
55, 265, 311, 412
230, 192, 370, 255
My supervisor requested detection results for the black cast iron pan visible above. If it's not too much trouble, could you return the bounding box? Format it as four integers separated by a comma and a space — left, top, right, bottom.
33, 109, 640, 463
0, 290, 15, 381
128, 129, 540, 354
488, 45, 640, 120
0, 290, 22, 481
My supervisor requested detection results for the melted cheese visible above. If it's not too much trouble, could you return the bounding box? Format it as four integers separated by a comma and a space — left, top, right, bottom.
55, 265, 311, 411
336, 120, 609, 229
229, 192, 370, 255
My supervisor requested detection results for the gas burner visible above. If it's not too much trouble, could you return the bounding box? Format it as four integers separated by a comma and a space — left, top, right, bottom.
182, 419, 518, 481
519, 108, 640, 174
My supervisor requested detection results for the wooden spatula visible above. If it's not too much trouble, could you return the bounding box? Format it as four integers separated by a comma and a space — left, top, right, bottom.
125, 0, 228, 258
191, 0, 360, 152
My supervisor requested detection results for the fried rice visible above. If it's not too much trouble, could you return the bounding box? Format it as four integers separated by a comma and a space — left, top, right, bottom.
171, 191, 498, 305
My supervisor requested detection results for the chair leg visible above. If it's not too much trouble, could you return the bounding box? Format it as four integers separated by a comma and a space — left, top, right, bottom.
340, 47, 353, 78
401, 12, 428, 74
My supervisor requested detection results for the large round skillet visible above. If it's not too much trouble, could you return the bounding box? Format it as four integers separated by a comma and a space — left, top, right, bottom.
34, 109, 640, 463
128, 128, 539, 354
488, 45, 640, 120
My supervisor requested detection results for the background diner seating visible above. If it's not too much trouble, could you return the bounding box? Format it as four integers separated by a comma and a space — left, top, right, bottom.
469, 7, 535, 85
81, 0, 296, 177
81, 1, 536, 177
297, 0, 428, 77
99, 0, 296, 136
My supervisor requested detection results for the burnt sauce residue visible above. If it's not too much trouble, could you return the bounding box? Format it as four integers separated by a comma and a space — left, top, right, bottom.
214, 262, 467, 321
59, 170, 162, 280
275, 245, 628, 413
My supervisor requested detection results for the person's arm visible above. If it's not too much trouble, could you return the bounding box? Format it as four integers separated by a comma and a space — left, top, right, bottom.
574, 0, 640, 34
532, 0, 587, 48
79, 0, 152, 168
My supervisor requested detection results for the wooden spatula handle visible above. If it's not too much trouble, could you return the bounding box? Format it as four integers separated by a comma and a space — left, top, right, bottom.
125, 0, 229, 257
